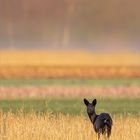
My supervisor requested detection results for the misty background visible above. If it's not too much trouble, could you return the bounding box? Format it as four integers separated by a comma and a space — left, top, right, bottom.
0, 0, 140, 52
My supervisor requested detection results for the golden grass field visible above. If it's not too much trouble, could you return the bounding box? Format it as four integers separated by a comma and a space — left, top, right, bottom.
0, 50, 140, 78
1, 50, 140, 66
0, 111, 139, 140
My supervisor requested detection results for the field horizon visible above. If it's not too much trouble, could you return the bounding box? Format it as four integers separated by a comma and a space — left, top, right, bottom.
0, 50, 140, 78
1, 50, 140, 66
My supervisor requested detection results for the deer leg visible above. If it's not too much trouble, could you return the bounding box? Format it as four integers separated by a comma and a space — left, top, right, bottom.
107, 126, 111, 139
98, 133, 100, 140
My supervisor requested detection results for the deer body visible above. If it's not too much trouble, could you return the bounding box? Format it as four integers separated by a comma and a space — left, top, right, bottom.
84, 99, 112, 140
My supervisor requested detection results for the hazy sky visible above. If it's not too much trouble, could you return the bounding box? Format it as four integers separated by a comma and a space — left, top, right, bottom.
0, 0, 140, 52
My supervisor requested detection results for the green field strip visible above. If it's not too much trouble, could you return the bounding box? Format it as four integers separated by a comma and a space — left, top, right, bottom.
0, 78, 140, 86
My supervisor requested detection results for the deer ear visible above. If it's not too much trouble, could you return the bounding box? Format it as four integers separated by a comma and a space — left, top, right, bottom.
92, 99, 97, 106
84, 98, 89, 106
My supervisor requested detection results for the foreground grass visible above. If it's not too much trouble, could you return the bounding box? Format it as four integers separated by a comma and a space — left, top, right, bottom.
1, 78, 140, 86
0, 98, 140, 115
0, 112, 139, 140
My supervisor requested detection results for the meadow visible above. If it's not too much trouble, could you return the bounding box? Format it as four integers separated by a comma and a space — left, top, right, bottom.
0, 78, 140, 139
1, 78, 140, 86
0, 98, 140, 116
0, 111, 139, 140
0, 78, 140, 115
1, 0, 140, 138
0, 50, 140, 78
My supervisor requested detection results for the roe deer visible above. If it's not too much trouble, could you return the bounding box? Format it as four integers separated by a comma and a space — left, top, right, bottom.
84, 98, 112, 140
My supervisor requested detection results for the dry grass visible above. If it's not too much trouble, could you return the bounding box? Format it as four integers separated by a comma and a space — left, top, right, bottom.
1, 50, 140, 66
0, 50, 140, 78
1, 65, 140, 78
0, 111, 139, 140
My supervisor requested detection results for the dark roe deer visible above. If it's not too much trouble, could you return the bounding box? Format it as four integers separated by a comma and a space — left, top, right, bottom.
84, 98, 112, 140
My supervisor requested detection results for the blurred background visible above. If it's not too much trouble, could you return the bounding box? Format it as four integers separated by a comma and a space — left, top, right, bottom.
0, 0, 140, 99
0, 0, 140, 78
0, 0, 140, 50
0, 0, 140, 48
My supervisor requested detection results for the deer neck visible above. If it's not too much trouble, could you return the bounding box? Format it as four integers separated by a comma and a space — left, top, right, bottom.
88, 111, 97, 124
